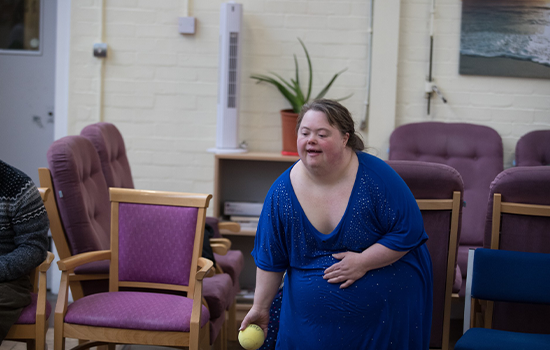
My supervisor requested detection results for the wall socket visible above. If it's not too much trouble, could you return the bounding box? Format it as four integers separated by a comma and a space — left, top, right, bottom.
93, 43, 108, 58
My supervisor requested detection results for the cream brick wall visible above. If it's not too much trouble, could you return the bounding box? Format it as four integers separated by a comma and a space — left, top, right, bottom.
396, 0, 550, 168
67, 0, 549, 210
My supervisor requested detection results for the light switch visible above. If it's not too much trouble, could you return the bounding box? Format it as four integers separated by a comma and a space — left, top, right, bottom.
178, 17, 196, 34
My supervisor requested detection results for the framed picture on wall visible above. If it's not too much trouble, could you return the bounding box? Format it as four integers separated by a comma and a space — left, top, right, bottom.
459, 0, 550, 79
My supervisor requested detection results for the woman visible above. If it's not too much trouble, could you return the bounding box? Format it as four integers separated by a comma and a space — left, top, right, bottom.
241, 100, 433, 349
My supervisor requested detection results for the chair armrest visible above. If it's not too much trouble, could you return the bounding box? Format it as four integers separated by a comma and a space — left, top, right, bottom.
218, 221, 241, 233
57, 250, 111, 272
196, 257, 214, 281
39, 251, 55, 272
210, 238, 231, 255
37, 187, 51, 202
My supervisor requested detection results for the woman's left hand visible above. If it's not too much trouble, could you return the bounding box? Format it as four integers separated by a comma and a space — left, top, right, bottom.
323, 252, 368, 289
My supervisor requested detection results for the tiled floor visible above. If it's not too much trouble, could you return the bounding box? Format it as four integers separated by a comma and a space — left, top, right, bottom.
1, 293, 464, 350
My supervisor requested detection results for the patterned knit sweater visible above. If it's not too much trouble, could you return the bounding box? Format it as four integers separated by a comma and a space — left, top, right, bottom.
0, 160, 49, 282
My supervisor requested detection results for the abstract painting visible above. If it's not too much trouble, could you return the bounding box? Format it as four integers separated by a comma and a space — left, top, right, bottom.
459, 0, 550, 79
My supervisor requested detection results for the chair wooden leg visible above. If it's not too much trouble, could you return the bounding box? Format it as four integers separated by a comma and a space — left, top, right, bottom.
214, 333, 222, 350
227, 300, 237, 341
26, 340, 36, 350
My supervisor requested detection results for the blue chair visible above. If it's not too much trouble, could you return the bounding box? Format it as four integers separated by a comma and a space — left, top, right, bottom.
455, 248, 550, 350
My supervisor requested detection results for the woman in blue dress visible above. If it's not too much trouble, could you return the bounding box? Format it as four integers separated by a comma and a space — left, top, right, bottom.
241, 99, 433, 349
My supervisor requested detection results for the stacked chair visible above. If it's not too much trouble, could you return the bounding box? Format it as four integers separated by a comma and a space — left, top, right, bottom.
389, 122, 503, 295
54, 188, 213, 350
80, 122, 244, 340
387, 160, 463, 350
455, 248, 550, 350
40, 135, 232, 350
482, 165, 550, 334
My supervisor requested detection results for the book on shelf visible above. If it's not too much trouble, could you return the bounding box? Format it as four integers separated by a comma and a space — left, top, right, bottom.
224, 201, 263, 216
236, 289, 255, 303
229, 215, 260, 223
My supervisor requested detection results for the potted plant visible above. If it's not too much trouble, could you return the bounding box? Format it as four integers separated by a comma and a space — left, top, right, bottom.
250, 38, 351, 155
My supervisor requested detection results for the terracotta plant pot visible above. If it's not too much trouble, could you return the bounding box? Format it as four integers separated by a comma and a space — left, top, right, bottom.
280, 109, 299, 156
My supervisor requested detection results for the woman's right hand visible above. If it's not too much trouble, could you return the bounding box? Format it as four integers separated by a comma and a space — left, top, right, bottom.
240, 306, 270, 338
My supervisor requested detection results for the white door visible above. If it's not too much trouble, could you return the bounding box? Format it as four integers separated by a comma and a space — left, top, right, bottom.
0, 0, 56, 185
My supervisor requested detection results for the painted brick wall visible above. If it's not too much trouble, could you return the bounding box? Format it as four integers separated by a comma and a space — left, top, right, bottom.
67, 0, 549, 209
396, 0, 550, 168
68, 0, 371, 206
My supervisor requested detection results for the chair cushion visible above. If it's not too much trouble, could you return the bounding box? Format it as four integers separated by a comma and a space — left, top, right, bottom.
214, 251, 244, 286
15, 293, 52, 324
47, 136, 111, 255
65, 291, 209, 331
81, 122, 135, 189
454, 328, 550, 350
203, 273, 233, 319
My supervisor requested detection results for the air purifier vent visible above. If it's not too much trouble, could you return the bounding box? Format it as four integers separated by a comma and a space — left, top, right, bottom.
227, 32, 239, 108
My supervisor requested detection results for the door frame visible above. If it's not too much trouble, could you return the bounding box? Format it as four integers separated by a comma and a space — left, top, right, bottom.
54, 0, 69, 140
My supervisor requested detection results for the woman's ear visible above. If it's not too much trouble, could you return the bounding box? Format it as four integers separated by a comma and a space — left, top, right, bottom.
343, 133, 350, 146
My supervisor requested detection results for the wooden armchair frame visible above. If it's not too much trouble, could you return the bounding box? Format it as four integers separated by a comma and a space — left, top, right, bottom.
475, 192, 550, 329
54, 188, 214, 350
418, 191, 461, 350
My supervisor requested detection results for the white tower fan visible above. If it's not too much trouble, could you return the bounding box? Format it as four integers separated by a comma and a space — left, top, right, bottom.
209, 2, 246, 153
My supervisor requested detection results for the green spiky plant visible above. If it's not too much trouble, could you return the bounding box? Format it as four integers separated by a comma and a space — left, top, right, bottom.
250, 38, 352, 113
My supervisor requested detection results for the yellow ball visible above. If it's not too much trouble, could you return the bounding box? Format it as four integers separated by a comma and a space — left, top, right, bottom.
238, 324, 265, 350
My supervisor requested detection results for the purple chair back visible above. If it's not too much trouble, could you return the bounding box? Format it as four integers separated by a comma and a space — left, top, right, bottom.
387, 160, 463, 349
515, 130, 550, 167
46, 136, 111, 295
483, 166, 550, 333
81, 122, 135, 189
389, 122, 503, 294
47, 136, 111, 254
117, 203, 198, 286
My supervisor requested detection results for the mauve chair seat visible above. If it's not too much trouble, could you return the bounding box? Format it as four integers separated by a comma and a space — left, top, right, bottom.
202, 273, 233, 319
65, 291, 209, 331
15, 293, 52, 324
214, 251, 244, 288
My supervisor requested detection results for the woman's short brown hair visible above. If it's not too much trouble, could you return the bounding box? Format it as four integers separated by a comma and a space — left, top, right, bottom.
297, 99, 365, 151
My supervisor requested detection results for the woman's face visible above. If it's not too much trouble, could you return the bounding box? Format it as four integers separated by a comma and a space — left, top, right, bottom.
297, 110, 349, 170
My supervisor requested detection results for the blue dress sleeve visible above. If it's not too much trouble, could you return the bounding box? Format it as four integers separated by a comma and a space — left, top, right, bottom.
251, 173, 291, 272
363, 155, 428, 252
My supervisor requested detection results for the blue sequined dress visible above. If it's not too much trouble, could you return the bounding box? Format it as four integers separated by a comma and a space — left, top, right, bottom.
252, 152, 433, 350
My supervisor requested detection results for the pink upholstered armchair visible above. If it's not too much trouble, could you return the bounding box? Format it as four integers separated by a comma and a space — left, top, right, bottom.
389, 122, 503, 295
41, 135, 112, 300
387, 160, 463, 350
42, 135, 233, 349
515, 129, 550, 167
54, 188, 214, 350
81, 122, 244, 339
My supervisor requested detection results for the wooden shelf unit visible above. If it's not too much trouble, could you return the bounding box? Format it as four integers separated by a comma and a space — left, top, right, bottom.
213, 152, 298, 320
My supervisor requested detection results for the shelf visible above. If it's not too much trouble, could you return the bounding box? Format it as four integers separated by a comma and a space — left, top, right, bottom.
213, 152, 297, 296
221, 227, 256, 237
